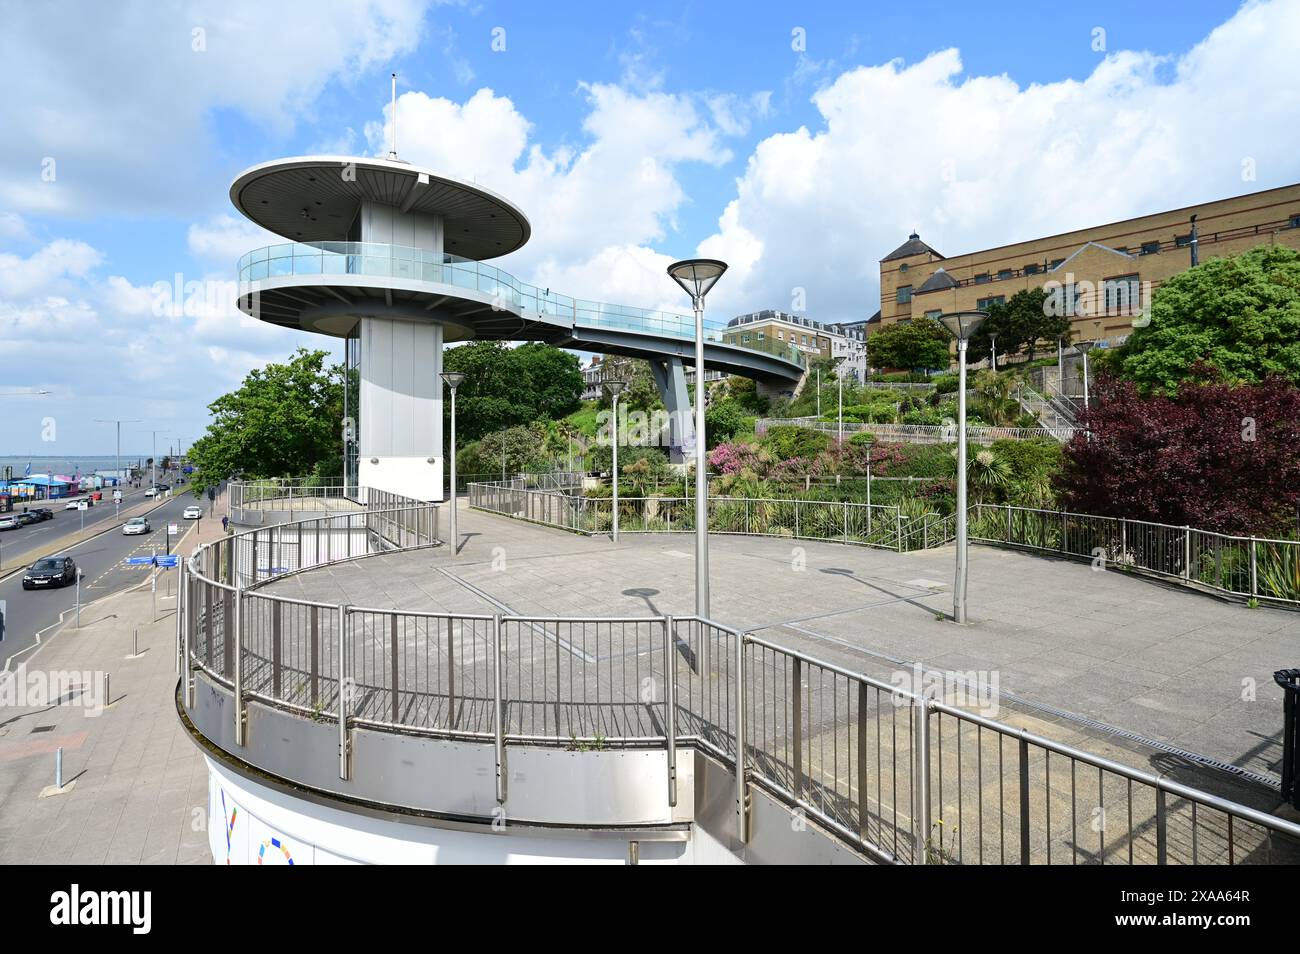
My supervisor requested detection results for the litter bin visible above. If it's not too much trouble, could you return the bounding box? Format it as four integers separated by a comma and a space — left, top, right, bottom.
1277, 669, 1300, 810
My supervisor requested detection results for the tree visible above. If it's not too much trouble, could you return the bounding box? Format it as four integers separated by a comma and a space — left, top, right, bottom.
1118, 245, 1300, 395
968, 288, 1069, 364
596, 354, 659, 412
188, 348, 343, 492
1054, 372, 1300, 535
442, 341, 584, 442
867, 317, 951, 373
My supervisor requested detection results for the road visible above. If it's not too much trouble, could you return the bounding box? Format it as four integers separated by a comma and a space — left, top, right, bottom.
0, 491, 210, 671
0, 483, 185, 569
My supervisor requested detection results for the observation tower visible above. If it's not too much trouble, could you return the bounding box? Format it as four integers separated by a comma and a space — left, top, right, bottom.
231, 155, 805, 494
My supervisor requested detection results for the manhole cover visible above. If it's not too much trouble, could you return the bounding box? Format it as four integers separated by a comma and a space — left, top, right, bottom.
30, 725, 56, 734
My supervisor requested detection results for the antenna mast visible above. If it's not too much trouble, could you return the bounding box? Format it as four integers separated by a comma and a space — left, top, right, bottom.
388, 73, 398, 160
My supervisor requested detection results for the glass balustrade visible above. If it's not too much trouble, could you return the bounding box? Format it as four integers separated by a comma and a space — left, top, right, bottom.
237, 241, 806, 368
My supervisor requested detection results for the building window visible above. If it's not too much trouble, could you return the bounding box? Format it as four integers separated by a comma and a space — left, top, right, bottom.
896, 284, 912, 304
899, 263, 910, 273
976, 295, 1005, 311
1024, 263, 1040, 276
1113, 247, 1128, 256
742, 334, 750, 343
1289, 214, 1300, 229
974, 273, 990, 284
1175, 233, 1192, 248
997, 269, 1013, 280
777, 331, 783, 340
1140, 241, 1160, 255
1104, 274, 1141, 314
1049, 258, 1065, 270
924, 310, 942, 320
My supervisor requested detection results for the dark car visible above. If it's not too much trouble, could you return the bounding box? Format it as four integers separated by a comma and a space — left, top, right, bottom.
33, 508, 54, 521
15, 512, 38, 526
23, 555, 77, 590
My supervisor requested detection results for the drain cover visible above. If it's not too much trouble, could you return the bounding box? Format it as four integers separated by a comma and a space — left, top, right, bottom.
30, 725, 56, 734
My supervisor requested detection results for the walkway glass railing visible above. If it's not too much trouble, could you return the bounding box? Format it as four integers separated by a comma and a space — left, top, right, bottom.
237, 242, 806, 369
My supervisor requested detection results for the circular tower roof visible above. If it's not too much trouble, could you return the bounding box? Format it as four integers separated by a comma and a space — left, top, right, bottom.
230, 155, 531, 260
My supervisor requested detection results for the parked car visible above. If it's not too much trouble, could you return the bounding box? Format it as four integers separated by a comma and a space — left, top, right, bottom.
0, 515, 20, 531
32, 508, 54, 521
143, 487, 158, 498
183, 505, 203, 519
15, 512, 37, 526
22, 555, 77, 590
122, 516, 151, 536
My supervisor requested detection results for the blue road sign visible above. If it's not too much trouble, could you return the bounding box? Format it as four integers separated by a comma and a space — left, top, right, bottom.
124, 555, 180, 568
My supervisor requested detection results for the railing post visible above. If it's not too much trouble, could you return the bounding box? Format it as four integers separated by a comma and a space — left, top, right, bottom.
843, 500, 849, 543
896, 508, 903, 552
1250, 537, 1258, 597
664, 614, 677, 809
792, 657, 803, 800
735, 630, 749, 843
232, 585, 245, 746
175, 557, 185, 676
794, 498, 800, 538
493, 613, 507, 804
1006, 503, 1012, 543
1019, 735, 1031, 865
914, 699, 931, 864
1120, 517, 1127, 564
1156, 788, 1168, 864
448, 619, 458, 731
337, 604, 350, 780
1183, 526, 1191, 580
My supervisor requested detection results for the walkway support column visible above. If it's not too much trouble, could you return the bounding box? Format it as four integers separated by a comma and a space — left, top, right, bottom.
648, 357, 694, 465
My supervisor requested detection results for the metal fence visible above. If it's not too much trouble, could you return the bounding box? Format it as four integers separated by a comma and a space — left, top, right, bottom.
757, 417, 1079, 444
971, 504, 1300, 606
180, 508, 1300, 863
467, 480, 955, 552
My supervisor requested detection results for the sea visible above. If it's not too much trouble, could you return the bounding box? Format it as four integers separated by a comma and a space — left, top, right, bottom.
0, 455, 153, 479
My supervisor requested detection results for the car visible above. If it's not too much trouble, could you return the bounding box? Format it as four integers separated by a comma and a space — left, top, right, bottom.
156, 483, 170, 492
15, 512, 37, 526
64, 498, 86, 510
122, 516, 151, 535
143, 487, 158, 498
0, 515, 20, 531
183, 505, 203, 519
32, 508, 54, 521
22, 555, 77, 590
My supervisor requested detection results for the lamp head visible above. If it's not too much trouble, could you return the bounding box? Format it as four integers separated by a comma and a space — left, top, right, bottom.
1075, 341, 1095, 354
440, 371, 466, 390
604, 380, 627, 399
667, 259, 728, 302
937, 310, 988, 342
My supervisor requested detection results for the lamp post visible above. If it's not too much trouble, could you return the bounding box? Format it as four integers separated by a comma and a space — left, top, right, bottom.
990, 334, 997, 373
816, 368, 821, 417
667, 258, 727, 618
441, 371, 465, 554
604, 380, 626, 541
939, 310, 989, 624
95, 418, 140, 497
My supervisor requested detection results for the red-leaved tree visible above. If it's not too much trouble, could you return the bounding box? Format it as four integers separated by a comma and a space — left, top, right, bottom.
1054, 373, 1300, 536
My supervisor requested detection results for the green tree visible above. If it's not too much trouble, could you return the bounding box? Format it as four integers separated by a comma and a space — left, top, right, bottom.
188, 348, 343, 492
596, 354, 660, 412
442, 341, 584, 441
969, 288, 1069, 364
1118, 245, 1300, 395
867, 317, 951, 373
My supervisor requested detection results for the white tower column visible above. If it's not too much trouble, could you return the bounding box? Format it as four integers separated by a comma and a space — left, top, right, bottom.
358, 317, 443, 501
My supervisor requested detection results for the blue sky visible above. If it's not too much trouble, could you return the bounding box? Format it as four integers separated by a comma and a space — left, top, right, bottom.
1, 0, 1296, 455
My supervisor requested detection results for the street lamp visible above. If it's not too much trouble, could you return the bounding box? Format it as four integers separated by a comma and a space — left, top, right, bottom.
837, 366, 844, 445
989, 334, 997, 373
604, 380, 626, 542
441, 371, 465, 554
667, 258, 727, 618
939, 310, 989, 625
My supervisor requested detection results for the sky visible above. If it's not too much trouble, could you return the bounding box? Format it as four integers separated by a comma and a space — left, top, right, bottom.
2, 0, 1298, 456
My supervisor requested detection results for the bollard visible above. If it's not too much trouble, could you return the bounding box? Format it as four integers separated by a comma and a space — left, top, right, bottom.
56, 747, 63, 790
133, 626, 138, 658
103, 672, 110, 708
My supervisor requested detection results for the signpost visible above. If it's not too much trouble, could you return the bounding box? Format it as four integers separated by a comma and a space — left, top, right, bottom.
78, 499, 88, 532
167, 523, 178, 555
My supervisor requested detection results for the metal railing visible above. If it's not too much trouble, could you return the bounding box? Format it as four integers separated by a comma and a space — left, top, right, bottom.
181, 507, 1300, 864
972, 504, 1300, 606
757, 417, 1079, 444
467, 479, 955, 552
238, 241, 806, 370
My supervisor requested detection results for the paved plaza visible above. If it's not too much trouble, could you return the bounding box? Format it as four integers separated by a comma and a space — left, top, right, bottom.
266, 502, 1298, 807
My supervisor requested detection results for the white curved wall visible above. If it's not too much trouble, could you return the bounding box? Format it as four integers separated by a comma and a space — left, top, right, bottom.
204, 757, 691, 865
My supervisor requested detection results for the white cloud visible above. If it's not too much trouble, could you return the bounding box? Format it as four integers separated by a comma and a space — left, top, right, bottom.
187, 215, 284, 266
0, 240, 102, 298
698, 0, 1300, 320
0, 0, 434, 218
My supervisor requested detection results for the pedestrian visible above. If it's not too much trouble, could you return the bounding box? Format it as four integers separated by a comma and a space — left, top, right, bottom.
221, 515, 229, 533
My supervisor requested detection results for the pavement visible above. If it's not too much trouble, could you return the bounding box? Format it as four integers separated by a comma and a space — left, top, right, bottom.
0, 492, 225, 864
267, 502, 1299, 800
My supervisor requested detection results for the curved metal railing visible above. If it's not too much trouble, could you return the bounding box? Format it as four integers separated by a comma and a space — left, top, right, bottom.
237, 241, 806, 369
180, 500, 1300, 864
